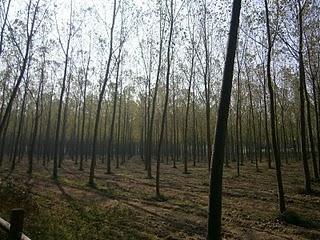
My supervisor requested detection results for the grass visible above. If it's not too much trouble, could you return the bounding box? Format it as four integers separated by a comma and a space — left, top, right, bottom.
0, 178, 154, 240
0, 158, 320, 239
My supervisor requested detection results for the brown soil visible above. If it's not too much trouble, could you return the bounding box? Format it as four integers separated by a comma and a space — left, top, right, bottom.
0, 157, 320, 239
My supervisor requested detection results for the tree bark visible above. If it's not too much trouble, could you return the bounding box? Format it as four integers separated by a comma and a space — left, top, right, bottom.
156, 0, 173, 197
264, 0, 286, 212
297, 0, 312, 192
89, 0, 117, 186
207, 1, 241, 238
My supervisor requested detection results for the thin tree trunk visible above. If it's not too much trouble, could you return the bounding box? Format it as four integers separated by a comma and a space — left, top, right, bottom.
304, 78, 318, 179
116, 80, 123, 169
203, 0, 212, 171
28, 58, 45, 174
11, 84, 28, 171
107, 47, 122, 174
265, 0, 286, 213
297, 0, 312, 192
145, 11, 165, 179
53, 5, 73, 179
79, 51, 89, 169
183, 48, 195, 174
59, 71, 71, 168
245, 64, 258, 171
262, 63, 272, 168
89, 0, 117, 186
156, 0, 173, 198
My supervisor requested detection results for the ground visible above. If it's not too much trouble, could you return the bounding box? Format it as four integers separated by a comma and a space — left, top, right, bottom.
0, 157, 320, 240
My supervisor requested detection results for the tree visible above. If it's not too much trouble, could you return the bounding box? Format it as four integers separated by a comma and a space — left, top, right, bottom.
10, 80, 28, 171
156, 0, 174, 198
0, 0, 12, 58
0, 0, 41, 136
297, 0, 312, 192
89, 0, 117, 186
28, 51, 45, 174
53, 1, 74, 179
183, 5, 196, 174
145, 2, 165, 179
201, 0, 212, 170
79, 46, 91, 171
207, 0, 241, 238
106, 44, 123, 174
264, 0, 286, 213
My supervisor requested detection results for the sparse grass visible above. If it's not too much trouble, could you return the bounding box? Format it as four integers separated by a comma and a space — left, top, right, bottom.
0, 178, 154, 239
1, 158, 320, 239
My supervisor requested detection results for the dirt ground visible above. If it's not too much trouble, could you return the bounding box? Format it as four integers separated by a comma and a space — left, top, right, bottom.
0, 157, 320, 240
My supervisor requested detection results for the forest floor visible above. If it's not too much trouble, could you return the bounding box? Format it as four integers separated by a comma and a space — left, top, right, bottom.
0, 157, 320, 240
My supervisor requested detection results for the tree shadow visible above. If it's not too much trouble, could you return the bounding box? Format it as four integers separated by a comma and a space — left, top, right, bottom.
148, 194, 168, 202
124, 200, 206, 237
297, 188, 320, 197
279, 210, 320, 230
54, 179, 75, 202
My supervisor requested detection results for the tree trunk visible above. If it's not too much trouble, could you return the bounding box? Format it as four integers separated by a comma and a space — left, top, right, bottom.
264, 0, 286, 213
107, 47, 122, 174
156, 0, 173, 198
53, 5, 73, 179
262, 63, 272, 168
207, 1, 241, 238
59, 71, 71, 168
145, 10, 165, 179
297, 0, 312, 192
79, 54, 89, 170
89, 0, 117, 186
28, 58, 45, 174
11, 84, 28, 171
0, 0, 39, 136
183, 48, 195, 174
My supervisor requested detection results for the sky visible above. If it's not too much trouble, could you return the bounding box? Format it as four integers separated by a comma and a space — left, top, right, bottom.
3, 0, 270, 100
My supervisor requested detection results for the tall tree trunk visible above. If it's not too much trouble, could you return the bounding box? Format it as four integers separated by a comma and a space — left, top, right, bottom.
28, 58, 45, 174
280, 99, 289, 165
311, 76, 320, 176
116, 77, 123, 169
265, 0, 286, 213
297, 0, 312, 192
245, 64, 258, 171
156, 0, 173, 197
145, 11, 165, 179
44, 86, 54, 165
192, 78, 197, 167
236, 53, 242, 176
262, 63, 272, 168
304, 77, 318, 179
79, 52, 89, 169
183, 49, 195, 174
59, 71, 71, 168
53, 4, 73, 179
172, 88, 177, 168
107, 47, 122, 174
89, 0, 117, 186
11, 83, 28, 171
207, 1, 241, 238
306, 41, 320, 176
201, 0, 212, 170
0, 110, 11, 166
